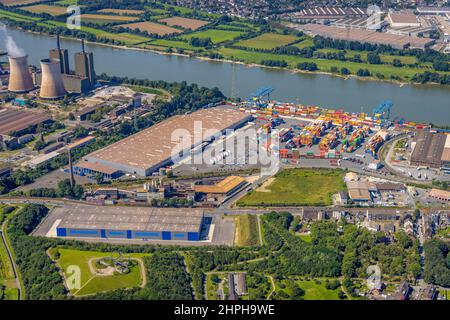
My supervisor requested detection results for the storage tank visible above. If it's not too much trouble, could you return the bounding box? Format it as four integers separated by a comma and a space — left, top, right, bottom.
8, 55, 34, 93
39, 58, 66, 100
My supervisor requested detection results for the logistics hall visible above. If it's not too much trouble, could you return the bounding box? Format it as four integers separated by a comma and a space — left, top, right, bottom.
80, 106, 252, 177
55, 205, 204, 241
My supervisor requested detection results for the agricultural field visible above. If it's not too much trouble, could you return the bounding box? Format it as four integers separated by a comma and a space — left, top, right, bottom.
237, 168, 346, 207
43, 20, 150, 45
22, 4, 67, 15
116, 21, 182, 36
159, 16, 209, 30
52, 248, 147, 297
234, 214, 259, 246
235, 33, 299, 50
147, 39, 197, 50
0, 9, 41, 22
179, 29, 246, 44
274, 278, 344, 300
98, 8, 144, 16
293, 37, 315, 49
0, 0, 43, 6
80, 13, 138, 25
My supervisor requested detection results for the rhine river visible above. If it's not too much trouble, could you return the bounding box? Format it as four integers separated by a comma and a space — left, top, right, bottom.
2, 28, 450, 124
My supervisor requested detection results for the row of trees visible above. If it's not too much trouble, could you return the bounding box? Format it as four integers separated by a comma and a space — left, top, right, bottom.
423, 240, 450, 287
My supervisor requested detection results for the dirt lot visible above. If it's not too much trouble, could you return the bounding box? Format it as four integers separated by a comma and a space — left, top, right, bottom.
116, 21, 182, 35
159, 16, 209, 30
98, 8, 144, 15
117, 21, 181, 36
22, 4, 67, 15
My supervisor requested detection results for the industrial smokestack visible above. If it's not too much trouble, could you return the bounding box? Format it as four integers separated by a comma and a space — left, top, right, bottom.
8, 55, 34, 93
39, 58, 66, 100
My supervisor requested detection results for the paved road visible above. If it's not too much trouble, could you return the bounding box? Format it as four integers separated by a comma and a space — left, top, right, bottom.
0, 217, 22, 300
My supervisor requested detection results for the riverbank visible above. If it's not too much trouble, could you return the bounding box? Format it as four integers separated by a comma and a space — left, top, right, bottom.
15, 26, 447, 89
3, 25, 449, 124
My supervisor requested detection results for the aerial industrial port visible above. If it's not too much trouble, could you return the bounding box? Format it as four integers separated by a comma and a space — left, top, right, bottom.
0, 0, 448, 304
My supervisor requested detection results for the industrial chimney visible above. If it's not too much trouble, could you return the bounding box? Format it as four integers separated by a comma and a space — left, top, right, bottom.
8, 55, 34, 93
39, 58, 66, 100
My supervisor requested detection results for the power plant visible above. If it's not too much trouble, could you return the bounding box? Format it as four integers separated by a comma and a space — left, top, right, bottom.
7, 54, 34, 93
24, 36, 96, 97
74, 39, 95, 89
39, 58, 66, 100
49, 34, 70, 75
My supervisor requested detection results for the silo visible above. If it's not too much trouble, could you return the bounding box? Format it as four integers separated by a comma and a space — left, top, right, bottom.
39, 58, 66, 100
8, 55, 34, 93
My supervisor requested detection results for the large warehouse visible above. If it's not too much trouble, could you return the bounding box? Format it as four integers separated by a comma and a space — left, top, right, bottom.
55, 205, 204, 241
410, 131, 449, 169
81, 106, 252, 177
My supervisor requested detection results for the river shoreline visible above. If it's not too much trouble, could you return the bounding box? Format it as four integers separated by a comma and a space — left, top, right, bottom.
17, 27, 446, 89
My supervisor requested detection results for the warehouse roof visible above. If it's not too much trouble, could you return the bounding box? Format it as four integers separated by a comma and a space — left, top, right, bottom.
194, 176, 246, 194
388, 11, 419, 24
441, 135, 450, 162
75, 161, 121, 175
65, 136, 95, 150
0, 108, 51, 135
85, 106, 251, 172
348, 188, 371, 201
56, 205, 204, 233
411, 131, 446, 166
429, 189, 450, 201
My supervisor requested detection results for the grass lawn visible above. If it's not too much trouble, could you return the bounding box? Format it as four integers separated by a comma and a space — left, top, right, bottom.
237, 168, 346, 207
149, 39, 197, 50
53, 248, 147, 296
297, 233, 312, 243
235, 33, 299, 49
234, 214, 259, 246
179, 29, 247, 44
276, 278, 343, 300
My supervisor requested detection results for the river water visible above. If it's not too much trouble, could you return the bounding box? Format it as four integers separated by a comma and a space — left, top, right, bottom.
1, 28, 449, 124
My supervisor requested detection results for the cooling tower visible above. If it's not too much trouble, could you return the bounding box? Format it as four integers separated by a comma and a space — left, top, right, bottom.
8, 55, 34, 93
39, 58, 66, 100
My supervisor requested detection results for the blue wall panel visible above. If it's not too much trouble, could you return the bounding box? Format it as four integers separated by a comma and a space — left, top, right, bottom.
188, 232, 199, 241
127, 230, 132, 239
162, 231, 171, 240
101, 229, 106, 238
56, 228, 67, 237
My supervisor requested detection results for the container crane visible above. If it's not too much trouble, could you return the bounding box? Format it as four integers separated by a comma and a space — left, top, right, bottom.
372, 100, 393, 127
248, 86, 274, 107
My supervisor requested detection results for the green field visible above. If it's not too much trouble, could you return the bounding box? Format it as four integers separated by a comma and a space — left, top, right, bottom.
148, 39, 197, 50
42, 20, 150, 45
179, 29, 246, 44
0, 205, 20, 300
236, 33, 299, 49
275, 278, 343, 300
0, 9, 41, 22
53, 248, 146, 296
217, 47, 449, 80
237, 168, 346, 207
234, 214, 259, 246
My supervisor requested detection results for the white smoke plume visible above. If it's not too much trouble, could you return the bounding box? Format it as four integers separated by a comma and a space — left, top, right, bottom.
0, 23, 26, 58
